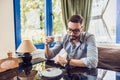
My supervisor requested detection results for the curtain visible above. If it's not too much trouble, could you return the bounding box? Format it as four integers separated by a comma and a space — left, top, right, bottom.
61, 0, 93, 32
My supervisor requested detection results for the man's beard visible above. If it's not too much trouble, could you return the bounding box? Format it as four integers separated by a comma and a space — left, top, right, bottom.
69, 35, 80, 41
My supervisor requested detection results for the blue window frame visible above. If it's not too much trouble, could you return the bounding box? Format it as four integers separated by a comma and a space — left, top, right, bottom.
14, 0, 53, 49
14, 0, 21, 50
116, 0, 120, 43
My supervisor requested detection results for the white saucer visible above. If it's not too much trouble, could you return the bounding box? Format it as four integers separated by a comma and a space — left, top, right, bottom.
40, 68, 62, 78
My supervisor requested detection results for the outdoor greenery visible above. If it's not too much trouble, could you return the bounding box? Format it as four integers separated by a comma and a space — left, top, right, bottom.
52, 0, 65, 35
32, 62, 45, 80
20, 0, 65, 44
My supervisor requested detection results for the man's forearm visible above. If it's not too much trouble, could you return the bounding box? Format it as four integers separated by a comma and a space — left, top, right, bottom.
69, 59, 86, 67
45, 44, 52, 58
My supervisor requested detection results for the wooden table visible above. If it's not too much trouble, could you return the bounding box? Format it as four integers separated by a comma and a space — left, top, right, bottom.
0, 57, 45, 80
0, 58, 19, 72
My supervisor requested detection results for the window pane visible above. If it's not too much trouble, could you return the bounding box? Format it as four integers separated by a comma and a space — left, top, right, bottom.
89, 0, 116, 43
52, 0, 66, 37
89, 19, 112, 42
91, 0, 109, 16
20, 0, 45, 44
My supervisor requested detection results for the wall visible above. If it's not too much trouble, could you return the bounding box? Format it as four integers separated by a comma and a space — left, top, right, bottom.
0, 0, 15, 59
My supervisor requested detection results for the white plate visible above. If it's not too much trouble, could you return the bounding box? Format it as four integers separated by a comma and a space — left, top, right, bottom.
40, 68, 62, 78
0, 60, 15, 68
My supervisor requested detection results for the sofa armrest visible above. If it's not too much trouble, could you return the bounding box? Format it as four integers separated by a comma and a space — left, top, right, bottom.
97, 45, 120, 71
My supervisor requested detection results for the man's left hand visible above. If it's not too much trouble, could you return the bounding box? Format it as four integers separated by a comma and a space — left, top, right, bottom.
54, 55, 67, 65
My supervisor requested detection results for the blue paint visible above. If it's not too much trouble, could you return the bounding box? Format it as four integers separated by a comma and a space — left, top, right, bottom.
35, 42, 56, 49
13, 0, 21, 50
116, 0, 120, 43
116, 72, 120, 80
35, 43, 45, 49
45, 0, 52, 36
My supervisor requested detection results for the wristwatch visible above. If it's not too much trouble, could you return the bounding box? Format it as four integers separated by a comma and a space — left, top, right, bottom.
67, 59, 71, 65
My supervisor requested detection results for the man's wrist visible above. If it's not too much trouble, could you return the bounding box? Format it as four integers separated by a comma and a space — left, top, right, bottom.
67, 59, 71, 65
45, 43, 49, 46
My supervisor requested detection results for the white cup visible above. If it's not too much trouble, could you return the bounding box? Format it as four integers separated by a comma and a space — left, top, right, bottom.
55, 35, 62, 43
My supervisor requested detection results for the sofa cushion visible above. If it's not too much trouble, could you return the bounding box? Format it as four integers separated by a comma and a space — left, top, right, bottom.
97, 46, 120, 71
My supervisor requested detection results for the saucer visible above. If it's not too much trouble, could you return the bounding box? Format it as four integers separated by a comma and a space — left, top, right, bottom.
40, 68, 62, 78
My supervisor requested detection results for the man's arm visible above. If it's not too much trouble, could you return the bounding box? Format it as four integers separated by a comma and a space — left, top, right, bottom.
68, 59, 86, 67
57, 34, 98, 68
44, 36, 54, 58
45, 44, 52, 58
45, 36, 63, 59
56, 56, 86, 67
81, 34, 98, 68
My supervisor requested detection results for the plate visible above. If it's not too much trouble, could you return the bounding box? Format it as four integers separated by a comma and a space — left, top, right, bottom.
40, 68, 62, 78
0, 58, 19, 72
0, 60, 15, 68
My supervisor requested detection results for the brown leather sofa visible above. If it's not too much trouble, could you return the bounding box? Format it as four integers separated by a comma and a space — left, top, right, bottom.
97, 45, 120, 72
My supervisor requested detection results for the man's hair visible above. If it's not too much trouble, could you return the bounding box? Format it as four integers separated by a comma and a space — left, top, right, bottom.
68, 15, 83, 24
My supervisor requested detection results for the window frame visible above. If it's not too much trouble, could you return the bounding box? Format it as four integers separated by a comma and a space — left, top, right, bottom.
13, 0, 53, 49
116, 0, 120, 43
90, 0, 120, 44
14, 0, 120, 50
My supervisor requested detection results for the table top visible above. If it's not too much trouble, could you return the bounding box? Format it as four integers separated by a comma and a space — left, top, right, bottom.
0, 57, 116, 80
0, 58, 19, 72
0, 57, 46, 80
10, 59, 97, 80
38, 60, 97, 80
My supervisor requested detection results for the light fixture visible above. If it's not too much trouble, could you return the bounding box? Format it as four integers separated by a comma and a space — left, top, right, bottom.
16, 40, 36, 53
16, 40, 37, 76
16, 40, 37, 63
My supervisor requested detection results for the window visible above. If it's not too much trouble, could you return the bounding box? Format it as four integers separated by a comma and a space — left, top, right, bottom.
88, 0, 116, 44
14, 0, 65, 49
14, 0, 120, 50
20, 0, 45, 44
52, 0, 66, 36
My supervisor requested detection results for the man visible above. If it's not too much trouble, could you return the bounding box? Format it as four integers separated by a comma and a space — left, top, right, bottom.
45, 15, 98, 68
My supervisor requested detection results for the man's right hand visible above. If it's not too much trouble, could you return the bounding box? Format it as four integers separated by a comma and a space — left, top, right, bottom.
45, 36, 54, 45
45, 36, 54, 58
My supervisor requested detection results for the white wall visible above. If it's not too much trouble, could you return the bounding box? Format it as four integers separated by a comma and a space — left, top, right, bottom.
0, 0, 15, 59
